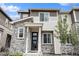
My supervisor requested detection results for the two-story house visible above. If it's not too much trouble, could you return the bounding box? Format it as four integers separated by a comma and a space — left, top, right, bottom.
10, 8, 79, 56
0, 8, 12, 51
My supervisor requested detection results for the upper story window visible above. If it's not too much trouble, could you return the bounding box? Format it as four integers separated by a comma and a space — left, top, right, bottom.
42, 33, 52, 44
18, 27, 25, 39
40, 12, 49, 22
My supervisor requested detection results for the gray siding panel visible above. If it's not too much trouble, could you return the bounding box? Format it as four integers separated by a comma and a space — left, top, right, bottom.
75, 11, 79, 22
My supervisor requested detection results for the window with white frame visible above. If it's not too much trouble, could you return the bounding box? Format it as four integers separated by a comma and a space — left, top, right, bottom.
42, 33, 52, 44
18, 27, 25, 38
40, 12, 49, 22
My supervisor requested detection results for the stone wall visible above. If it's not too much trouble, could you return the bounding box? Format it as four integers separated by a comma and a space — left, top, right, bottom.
42, 44, 54, 53
10, 25, 26, 53
61, 44, 74, 54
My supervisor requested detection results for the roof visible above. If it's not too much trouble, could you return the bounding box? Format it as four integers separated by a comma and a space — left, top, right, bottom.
10, 16, 33, 24
18, 10, 29, 13
60, 10, 71, 14
0, 7, 12, 21
18, 8, 59, 13
17, 8, 79, 14
72, 7, 79, 10
30, 8, 59, 11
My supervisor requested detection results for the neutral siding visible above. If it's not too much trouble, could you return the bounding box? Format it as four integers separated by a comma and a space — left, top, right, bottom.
31, 12, 58, 31
75, 11, 79, 22
0, 12, 12, 30
0, 11, 12, 50
22, 14, 28, 18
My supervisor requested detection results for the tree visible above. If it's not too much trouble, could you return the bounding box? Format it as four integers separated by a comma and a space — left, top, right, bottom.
69, 30, 78, 46
55, 15, 68, 44
55, 15, 78, 45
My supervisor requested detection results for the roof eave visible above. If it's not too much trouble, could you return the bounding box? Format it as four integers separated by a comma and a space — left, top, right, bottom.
0, 7, 12, 21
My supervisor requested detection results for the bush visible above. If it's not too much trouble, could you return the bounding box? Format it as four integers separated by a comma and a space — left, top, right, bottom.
8, 51, 23, 56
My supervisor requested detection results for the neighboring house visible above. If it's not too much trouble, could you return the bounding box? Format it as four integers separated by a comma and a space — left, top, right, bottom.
9, 8, 79, 55
0, 8, 12, 51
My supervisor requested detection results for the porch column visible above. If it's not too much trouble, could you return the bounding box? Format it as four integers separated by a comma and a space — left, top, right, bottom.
26, 26, 29, 53
38, 27, 42, 53
53, 31, 61, 54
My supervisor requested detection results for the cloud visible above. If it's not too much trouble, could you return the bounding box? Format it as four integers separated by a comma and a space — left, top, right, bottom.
59, 3, 71, 6
0, 3, 20, 20
10, 14, 20, 20
0, 3, 20, 12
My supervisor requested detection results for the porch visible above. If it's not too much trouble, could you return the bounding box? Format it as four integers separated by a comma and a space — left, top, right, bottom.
25, 23, 42, 54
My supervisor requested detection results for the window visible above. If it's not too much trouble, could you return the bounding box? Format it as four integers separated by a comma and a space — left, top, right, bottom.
18, 27, 25, 38
66, 34, 72, 44
77, 26, 79, 35
43, 33, 52, 44
40, 12, 49, 22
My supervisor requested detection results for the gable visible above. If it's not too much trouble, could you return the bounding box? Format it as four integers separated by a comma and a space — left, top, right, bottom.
11, 17, 33, 24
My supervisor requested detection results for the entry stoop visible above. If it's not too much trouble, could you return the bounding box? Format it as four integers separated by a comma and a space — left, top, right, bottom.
23, 53, 43, 56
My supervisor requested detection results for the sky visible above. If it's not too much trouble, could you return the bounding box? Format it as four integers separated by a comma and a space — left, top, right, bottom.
0, 3, 79, 20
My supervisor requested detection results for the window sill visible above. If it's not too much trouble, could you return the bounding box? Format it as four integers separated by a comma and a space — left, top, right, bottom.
17, 37, 24, 39
40, 21, 48, 23
42, 43, 53, 45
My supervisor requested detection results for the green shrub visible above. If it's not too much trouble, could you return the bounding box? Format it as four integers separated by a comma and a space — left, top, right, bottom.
8, 51, 23, 56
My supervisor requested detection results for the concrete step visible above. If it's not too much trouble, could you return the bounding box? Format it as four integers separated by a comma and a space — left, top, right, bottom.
23, 53, 42, 56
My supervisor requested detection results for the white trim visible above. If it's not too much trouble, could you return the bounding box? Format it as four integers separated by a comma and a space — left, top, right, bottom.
39, 12, 49, 22
26, 27, 29, 53
38, 27, 42, 53
18, 27, 25, 39
24, 23, 43, 27
10, 16, 33, 24
73, 10, 77, 22
42, 32, 52, 44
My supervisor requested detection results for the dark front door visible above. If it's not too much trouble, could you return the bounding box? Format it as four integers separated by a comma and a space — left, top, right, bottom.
5, 34, 11, 48
31, 32, 38, 50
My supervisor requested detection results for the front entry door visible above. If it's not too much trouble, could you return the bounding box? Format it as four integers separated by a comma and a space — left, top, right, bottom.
31, 32, 38, 50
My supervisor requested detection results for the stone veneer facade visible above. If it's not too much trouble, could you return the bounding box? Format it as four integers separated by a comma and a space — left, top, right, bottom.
10, 20, 55, 54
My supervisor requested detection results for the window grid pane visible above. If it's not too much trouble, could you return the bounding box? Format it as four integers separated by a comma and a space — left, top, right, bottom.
44, 34, 48, 43
48, 34, 51, 43
43, 33, 52, 43
44, 13, 48, 21
40, 13, 44, 21
19, 28, 24, 38
67, 34, 72, 43
40, 12, 48, 22
19, 32, 23, 37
